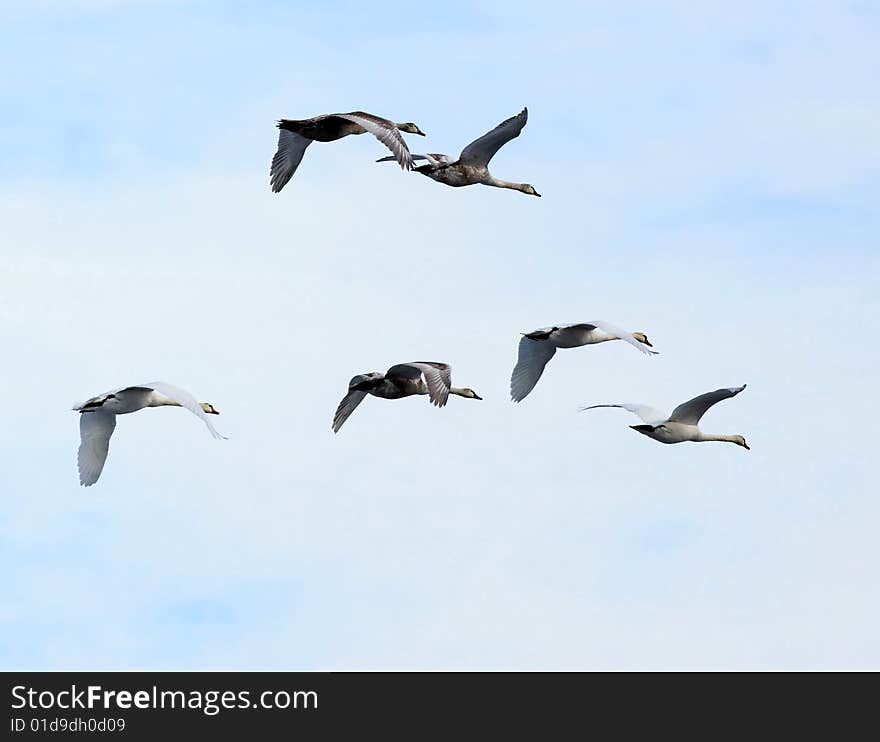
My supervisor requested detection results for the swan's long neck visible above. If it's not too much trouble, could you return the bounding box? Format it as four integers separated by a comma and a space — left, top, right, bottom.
482, 176, 532, 193
696, 432, 740, 445
450, 387, 471, 397
148, 393, 182, 409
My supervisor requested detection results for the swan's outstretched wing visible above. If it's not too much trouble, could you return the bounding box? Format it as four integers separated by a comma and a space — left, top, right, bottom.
459, 107, 528, 167
270, 129, 312, 192
668, 385, 747, 425
336, 112, 413, 170
333, 390, 367, 433
410, 362, 452, 407
332, 373, 384, 433
387, 362, 452, 407
510, 335, 556, 402
579, 403, 667, 425
376, 153, 452, 167
78, 412, 116, 486
141, 382, 226, 440
588, 319, 658, 355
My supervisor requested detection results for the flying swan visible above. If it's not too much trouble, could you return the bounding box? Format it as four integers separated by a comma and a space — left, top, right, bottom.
377, 107, 540, 196
333, 362, 481, 433
270, 111, 425, 192
581, 384, 750, 449
73, 382, 225, 486
510, 321, 657, 402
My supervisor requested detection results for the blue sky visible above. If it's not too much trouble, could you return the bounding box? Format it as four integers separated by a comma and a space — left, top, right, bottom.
1, 0, 878, 669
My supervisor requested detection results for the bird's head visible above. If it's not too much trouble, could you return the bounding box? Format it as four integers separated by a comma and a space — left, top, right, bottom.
733, 435, 750, 450
632, 332, 653, 347
461, 388, 482, 400
200, 402, 220, 415
522, 184, 541, 197
398, 123, 426, 136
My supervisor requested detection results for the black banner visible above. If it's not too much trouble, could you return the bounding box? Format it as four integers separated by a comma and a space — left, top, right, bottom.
2, 671, 859, 737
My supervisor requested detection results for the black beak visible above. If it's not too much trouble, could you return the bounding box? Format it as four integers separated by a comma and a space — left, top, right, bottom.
416, 128, 426, 136
209, 408, 220, 415
643, 339, 653, 347
743, 441, 750, 450
473, 393, 483, 400
533, 190, 541, 197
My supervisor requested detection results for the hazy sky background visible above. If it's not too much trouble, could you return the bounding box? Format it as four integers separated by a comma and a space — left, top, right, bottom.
1, 0, 878, 669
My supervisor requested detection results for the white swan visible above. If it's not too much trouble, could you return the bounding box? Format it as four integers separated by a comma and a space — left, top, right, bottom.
377, 107, 540, 196
73, 382, 225, 486
270, 111, 425, 192
581, 385, 749, 449
510, 321, 657, 402
333, 362, 481, 433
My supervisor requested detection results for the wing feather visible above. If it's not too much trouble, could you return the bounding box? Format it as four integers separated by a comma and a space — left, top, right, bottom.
459, 107, 528, 167
668, 385, 747, 425
510, 335, 556, 402
270, 129, 312, 192
386, 362, 451, 407
376, 153, 452, 167
579, 403, 667, 424
78, 412, 116, 486
336, 112, 413, 170
332, 390, 368, 433
401, 361, 452, 407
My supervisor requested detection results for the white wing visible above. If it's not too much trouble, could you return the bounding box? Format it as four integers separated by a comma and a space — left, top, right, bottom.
459, 107, 528, 167
395, 362, 452, 407
78, 412, 116, 486
510, 335, 556, 402
270, 129, 312, 192
579, 403, 668, 425
332, 390, 368, 433
141, 382, 226, 440
668, 385, 747, 425
588, 319, 657, 355
336, 112, 413, 170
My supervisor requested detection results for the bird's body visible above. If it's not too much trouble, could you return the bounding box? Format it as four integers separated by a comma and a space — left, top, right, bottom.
377, 108, 540, 197
73, 382, 224, 486
332, 362, 481, 433
581, 385, 750, 449
510, 320, 657, 402
356, 373, 428, 400
417, 163, 480, 188
280, 115, 368, 142
270, 111, 425, 192
76, 386, 192, 416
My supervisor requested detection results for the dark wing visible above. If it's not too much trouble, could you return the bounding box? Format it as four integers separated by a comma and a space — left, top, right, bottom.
332, 390, 368, 433
270, 129, 312, 192
332, 373, 381, 433
668, 385, 747, 425
458, 107, 528, 167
